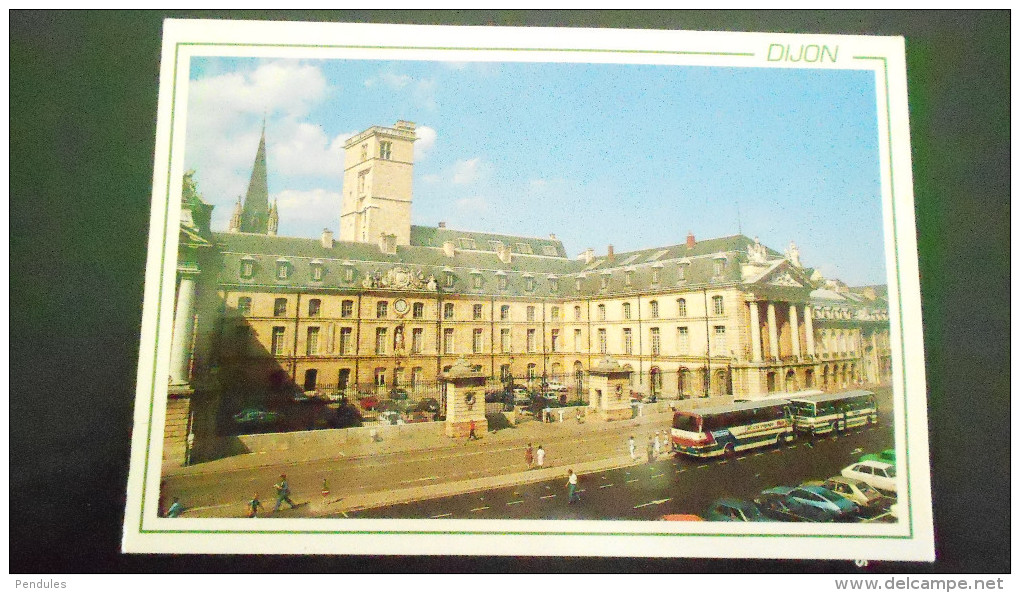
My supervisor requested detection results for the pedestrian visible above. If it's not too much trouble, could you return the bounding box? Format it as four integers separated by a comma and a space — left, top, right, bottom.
654, 431, 662, 457
273, 473, 297, 512
576, 408, 583, 424
467, 419, 479, 441
247, 493, 264, 518
628, 435, 637, 461
566, 469, 580, 504
165, 497, 184, 518
525, 443, 534, 469
646, 437, 655, 463
536, 445, 546, 469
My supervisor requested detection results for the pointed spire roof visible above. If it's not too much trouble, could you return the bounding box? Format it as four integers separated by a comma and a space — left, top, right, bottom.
239, 123, 270, 233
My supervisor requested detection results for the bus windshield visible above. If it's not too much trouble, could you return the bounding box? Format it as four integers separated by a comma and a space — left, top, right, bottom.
673, 414, 702, 433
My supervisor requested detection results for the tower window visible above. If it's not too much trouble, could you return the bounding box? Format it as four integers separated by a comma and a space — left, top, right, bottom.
379, 141, 392, 160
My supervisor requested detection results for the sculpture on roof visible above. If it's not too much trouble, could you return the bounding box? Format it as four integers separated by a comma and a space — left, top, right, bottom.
785, 241, 802, 267
426, 275, 438, 291
747, 236, 769, 264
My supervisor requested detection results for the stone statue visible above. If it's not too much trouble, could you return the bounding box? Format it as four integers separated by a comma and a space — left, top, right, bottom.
747, 236, 768, 264
785, 241, 802, 267
426, 275, 438, 291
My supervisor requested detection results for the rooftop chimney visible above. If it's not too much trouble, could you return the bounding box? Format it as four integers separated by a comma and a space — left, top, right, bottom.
320, 228, 334, 249
438, 221, 446, 228
549, 233, 557, 240
578, 248, 595, 264
686, 232, 696, 249
607, 244, 615, 261
395, 120, 416, 131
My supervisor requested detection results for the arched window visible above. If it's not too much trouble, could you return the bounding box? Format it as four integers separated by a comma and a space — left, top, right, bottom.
712, 295, 725, 315
677, 298, 687, 317
649, 300, 659, 318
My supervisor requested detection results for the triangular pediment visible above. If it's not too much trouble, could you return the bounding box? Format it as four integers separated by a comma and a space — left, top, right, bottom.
750, 261, 814, 290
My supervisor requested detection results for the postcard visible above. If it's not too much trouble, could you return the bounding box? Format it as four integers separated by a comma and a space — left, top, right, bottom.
123, 19, 933, 560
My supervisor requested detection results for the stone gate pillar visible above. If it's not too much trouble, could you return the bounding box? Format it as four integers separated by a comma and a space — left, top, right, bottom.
443, 357, 488, 438
587, 356, 633, 421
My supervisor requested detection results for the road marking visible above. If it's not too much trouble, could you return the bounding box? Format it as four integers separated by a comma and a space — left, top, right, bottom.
625, 478, 639, 484
399, 476, 439, 484
470, 506, 490, 512
430, 513, 452, 518
506, 500, 524, 506
651, 473, 664, 478
789, 444, 798, 449
754, 452, 764, 457
737, 456, 747, 461
599, 484, 613, 489
540, 494, 557, 500
697, 464, 708, 469
633, 498, 671, 509
180, 502, 235, 512
719, 460, 728, 465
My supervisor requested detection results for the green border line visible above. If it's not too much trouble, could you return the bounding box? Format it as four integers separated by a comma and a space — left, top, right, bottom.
136, 44, 912, 543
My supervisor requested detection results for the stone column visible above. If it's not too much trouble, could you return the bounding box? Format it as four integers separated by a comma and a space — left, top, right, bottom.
169, 273, 198, 386
789, 304, 801, 360
748, 301, 762, 362
766, 302, 779, 360
443, 357, 488, 438
804, 305, 816, 357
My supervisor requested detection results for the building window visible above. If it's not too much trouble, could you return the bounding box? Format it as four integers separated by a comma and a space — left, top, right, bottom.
650, 327, 661, 356
276, 261, 290, 280
649, 300, 659, 318
600, 275, 609, 290
500, 305, 510, 320
360, 144, 368, 161
525, 277, 535, 292
598, 329, 608, 354
443, 303, 454, 320
542, 245, 558, 256
677, 327, 689, 353
574, 328, 582, 350
311, 263, 323, 281
651, 268, 661, 284
271, 327, 286, 355
237, 297, 252, 316
526, 306, 536, 321
377, 301, 388, 318
304, 369, 318, 391
459, 237, 477, 249
274, 298, 287, 317
339, 328, 353, 354
678, 264, 688, 281
374, 368, 386, 387
597, 304, 606, 321
379, 141, 392, 160
677, 298, 687, 317
527, 329, 537, 353
714, 325, 726, 352
574, 305, 582, 320
411, 367, 423, 388
551, 306, 560, 321
714, 259, 725, 276
240, 259, 255, 279
308, 298, 321, 317
623, 303, 632, 319
412, 302, 424, 319
625, 270, 633, 286
473, 274, 483, 289
306, 327, 320, 355
445, 271, 455, 288
500, 328, 511, 353
341, 299, 354, 318
575, 278, 582, 292
500, 364, 511, 382
527, 363, 537, 380
473, 304, 483, 320
550, 329, 560, 353
344, 267, 355, 283
498, 275, 508, 290
358, 170, 368, 195
712, 295, 725, 315
411, 328, 424, 354
473, 329, 484, 353
516, 243, 533, 255
623, 328, 633, 355
443, 328, 455, 354
550, 278, 559, 293
375, 328, 387, 355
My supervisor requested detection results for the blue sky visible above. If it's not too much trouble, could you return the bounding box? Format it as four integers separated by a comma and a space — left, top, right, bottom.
184, 57, 884, 285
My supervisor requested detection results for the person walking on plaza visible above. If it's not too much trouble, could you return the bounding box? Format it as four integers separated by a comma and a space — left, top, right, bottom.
654, 431, 662, 457
566, 469, 581, 504
536, 445, 546, 469
525, 443, 534, 469
467, 419, 479, 441
247, 493, 264, 518
165, 497, 184, 518
646, 436, 655, 463
273, 474, 297, 512
629, 435, 637, 461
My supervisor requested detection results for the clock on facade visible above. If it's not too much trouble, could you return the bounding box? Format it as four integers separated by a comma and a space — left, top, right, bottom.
393, 299, 409, 315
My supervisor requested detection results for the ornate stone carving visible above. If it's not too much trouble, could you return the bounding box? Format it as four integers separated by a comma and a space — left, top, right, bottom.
747, 236, 769, 264
771, 271, 803, 287
785, 241, 802, 267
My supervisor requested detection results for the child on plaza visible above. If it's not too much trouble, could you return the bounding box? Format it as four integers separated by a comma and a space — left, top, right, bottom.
536, 445, 545, 468
525, 443, 534, 469
247, 493, 264, 518
629, 435, 637, 460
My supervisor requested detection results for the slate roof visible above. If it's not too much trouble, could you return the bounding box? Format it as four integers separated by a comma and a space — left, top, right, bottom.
409, 225, 567, 258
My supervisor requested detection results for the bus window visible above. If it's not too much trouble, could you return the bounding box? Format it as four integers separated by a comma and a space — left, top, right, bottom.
673, 414, 701, 432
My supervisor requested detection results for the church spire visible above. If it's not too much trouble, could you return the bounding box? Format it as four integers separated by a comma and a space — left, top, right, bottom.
267, 198, 279, 236
228, 196, 243, 233
239, 123, 270, 233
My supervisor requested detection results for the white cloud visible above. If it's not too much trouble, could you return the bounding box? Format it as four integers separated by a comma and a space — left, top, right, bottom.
273, 188, 343, 235
272, 123, 351, 179
454, 195, 489, 213
414, 125, 437, 160
452, 158, 484, 185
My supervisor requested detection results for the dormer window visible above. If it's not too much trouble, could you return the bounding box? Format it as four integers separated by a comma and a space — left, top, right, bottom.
625, 270, 634, 286
575, 277, 583, 292
472, 271, 483, 289
343, 264, 355, 283
542, 245, 558, 256
310, 260, 324, 281
524, 276, 535, 292
516, 243, 533, 255
458, 237, 476, 250
713, 258, 726, 277
651, 267, 661, 284
600, 273, 610, 290
445, 271, 455, 288
488, 240, 503, 251
497, 273, 508, 290
276, 259, 291, 280
240, 256, 255, 279
549, 276, 559, 293
678, 262, 689, 282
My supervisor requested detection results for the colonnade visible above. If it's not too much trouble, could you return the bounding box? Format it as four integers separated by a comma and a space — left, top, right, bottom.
746, 299, 815, 363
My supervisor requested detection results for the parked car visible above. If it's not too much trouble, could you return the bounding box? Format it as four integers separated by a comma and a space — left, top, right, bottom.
859, 449, 896, 465
357, 394, 380, 411
328, 402, 363, 429
414, 398, 441, 415
841, 460, 897, 494
785, 485, 859, 521
814, 476, 888, 514
704, 498, 769, 522
754, 487, 838, 522
232, 407, 280, 427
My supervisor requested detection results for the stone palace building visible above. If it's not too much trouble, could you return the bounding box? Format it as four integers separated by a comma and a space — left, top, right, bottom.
163, 121, 892, 465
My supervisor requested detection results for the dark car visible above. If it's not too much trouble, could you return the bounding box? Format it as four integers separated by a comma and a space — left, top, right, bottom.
787, 485, 859, 521
328, 402, 363, 429
232, 407, 280, 426
755, 487, 838, 522
704, 498, 769, 522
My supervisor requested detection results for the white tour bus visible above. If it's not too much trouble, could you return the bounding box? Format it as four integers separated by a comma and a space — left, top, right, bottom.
671, 400, 795, 458
787, 390, 878, 436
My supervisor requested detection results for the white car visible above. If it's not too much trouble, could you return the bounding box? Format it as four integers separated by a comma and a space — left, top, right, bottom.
544, 382, 569, 392
841, 460, 897, 494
